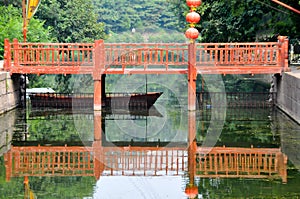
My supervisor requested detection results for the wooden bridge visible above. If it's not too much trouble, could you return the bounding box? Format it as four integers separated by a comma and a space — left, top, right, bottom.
2, 36, 289, 110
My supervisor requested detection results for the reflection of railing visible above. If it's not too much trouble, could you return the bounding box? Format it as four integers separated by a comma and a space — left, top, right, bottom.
4, 145, 287, 183
4, 146, 186, 180
5, 146, 94, 179
197, 92, 276, 108
102, 147, 186, 176
196, 147, 287, 183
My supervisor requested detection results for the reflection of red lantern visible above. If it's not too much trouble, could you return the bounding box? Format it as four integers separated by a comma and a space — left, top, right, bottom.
185, 185, 198, 198
185, 27, 199, 40
186, 0, 202, 8
186, 11, 201, 25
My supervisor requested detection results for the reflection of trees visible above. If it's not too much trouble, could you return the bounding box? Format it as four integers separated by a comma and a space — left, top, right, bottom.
197, 108, 281, 147
19, 108, 94, 144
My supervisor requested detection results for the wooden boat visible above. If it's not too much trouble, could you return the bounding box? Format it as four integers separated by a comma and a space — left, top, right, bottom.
28, 92, 163, 109
29, 106, 163, 118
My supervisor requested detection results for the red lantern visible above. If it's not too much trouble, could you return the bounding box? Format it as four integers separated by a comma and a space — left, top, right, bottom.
185, 185, 198, 198
186, 11, 201, 24
186, 0, 202, 8
185, 27, 199, 40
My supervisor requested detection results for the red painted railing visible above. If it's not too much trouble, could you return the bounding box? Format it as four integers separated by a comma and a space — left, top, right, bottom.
3, 37, 289, 75
3, 39, 94, 74
103, 43, 188, 74
195, 42, 287, 74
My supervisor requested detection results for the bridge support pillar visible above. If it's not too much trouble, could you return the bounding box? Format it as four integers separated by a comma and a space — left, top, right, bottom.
188, 43, 197, 111
93, 138, 104, 180
94, 78, 103, 111
188, 80, 196, 111
93, 110, 105, 180
186, 111, 198, 197
93, 40, 105, 111
94, 111, 102, 142
94, 74, 106, 111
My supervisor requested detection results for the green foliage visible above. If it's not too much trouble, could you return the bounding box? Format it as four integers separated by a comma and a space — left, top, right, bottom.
0, 5, 52, 59
36, 0, 106, 42
26, 110, 93, 143
27, 74, 56, 89
33, 0, 106, 91
0, 0, 22, 7
105, 29, 186, 43
170, 0, 300, 42
94, 0, 180, 34
0, 176, 95, 199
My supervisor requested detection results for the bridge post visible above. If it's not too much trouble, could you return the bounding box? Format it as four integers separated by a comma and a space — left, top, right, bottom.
93, 138, 105, 180
13, 39, 19, 69
93, 40, 105, 111
278, 36, 289, 72
188, 43, 197, 111
94, 79, 103, 111
94, 111, 102, 143
3, 39, 11, 71
93, 110, 105, 180
186, 110, 198, 197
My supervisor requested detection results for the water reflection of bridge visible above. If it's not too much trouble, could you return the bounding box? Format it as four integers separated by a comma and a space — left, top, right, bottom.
4, 144, 287, 183
3, 106, 289, 198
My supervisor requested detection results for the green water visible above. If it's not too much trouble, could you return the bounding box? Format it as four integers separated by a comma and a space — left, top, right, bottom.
0, 103, 300, 198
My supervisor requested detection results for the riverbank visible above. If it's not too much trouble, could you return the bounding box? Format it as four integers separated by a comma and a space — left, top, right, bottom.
0, 61, 20, 114
277, 70, 300, 124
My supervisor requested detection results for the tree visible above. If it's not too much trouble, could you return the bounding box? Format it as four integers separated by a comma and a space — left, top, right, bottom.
0, 0, 22, 7
170, 0, 300, 42
0, 5, 53, 59
94, 0, 180, 34
33, 0, 107, 92
36, 0, 106, 43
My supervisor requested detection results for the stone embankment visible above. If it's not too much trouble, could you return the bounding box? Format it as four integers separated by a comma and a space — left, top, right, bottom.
277, 70, 300, 124
0, 109, 18, 156
0, 60, 21, 114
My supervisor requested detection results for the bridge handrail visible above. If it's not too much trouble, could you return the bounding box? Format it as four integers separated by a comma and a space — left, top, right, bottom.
195, 42, 281, 66
3, 37, 289, 75
4, 39, 95, 74
103, 43, 188, 72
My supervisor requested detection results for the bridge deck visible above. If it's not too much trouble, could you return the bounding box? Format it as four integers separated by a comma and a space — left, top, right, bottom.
3, 39, 289, 75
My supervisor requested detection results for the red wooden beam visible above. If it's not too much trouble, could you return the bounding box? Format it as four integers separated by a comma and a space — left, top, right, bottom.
271, 0, 300, 15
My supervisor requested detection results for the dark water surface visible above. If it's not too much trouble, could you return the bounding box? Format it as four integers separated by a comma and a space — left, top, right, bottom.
0, 102, 300, 198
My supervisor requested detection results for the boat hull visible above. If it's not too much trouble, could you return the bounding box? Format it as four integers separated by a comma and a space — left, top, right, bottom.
28, 92, 162, 109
